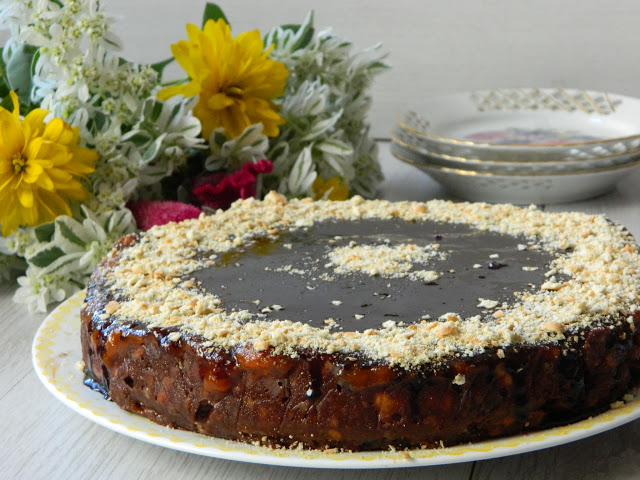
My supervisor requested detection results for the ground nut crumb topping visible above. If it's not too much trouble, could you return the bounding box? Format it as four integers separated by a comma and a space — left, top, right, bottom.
327, 242, 444, 282
98, 193, 640, 369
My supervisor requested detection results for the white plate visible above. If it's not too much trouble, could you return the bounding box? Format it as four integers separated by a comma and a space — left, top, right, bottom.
391, 126, 640, 174
391, 143, 640, 204
398, 89, 640, 161
33, 291, 640, 469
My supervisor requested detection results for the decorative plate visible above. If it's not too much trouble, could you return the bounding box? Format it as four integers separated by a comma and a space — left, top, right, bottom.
397, 88, 640, 161
391, 127, 640, 174
391, 143, 640, 205
33, 291, 640, 469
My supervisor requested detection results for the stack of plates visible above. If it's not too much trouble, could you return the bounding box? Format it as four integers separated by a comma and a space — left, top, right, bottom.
391, 88, 640, 204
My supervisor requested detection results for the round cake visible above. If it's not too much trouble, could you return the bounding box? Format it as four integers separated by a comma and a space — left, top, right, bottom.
81, 192, 640, 451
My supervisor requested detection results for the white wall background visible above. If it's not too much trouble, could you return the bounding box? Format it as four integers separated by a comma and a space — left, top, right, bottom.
13, 0, 640, 138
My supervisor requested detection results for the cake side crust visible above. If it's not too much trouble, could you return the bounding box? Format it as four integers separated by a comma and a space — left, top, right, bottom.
82, 276, 640, 451
92, 194, 640, 369
80, 196, 640, 451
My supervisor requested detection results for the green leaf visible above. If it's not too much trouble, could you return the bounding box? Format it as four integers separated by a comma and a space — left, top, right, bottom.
150, 57, 174, 78
0, 53, 10, 99
142, 133, 167, 163
57, 220, 86, 248
91, 111, 108, 131
300, 110, 343, 141
28, 246, 66, 268
148, 99, 165, 122
268, 142, 289, 163
235, 123, 266, 148
202, 3, 229, 27
158, 76, 190, 89
266, 11, 314, 52
287, 147, 316, 195
42, 252, 84, 275
139, 163, 171, 181
0, 253, 26, 277
279, 23, 315, 51
34, 223, 55, 243
0, 94, 13, 111
316, 139, 353, 156
212, 129, 228, 145
81, 215, 104, 240
368, 60, 390, 71
30, 48, 41, 78
167, 100, 185, 124
122, 131, 153, 147
107, 209, 135, 234
6, 43, 38, 102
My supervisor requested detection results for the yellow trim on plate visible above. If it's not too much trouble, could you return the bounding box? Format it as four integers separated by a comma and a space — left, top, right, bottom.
32, 290, 640, 468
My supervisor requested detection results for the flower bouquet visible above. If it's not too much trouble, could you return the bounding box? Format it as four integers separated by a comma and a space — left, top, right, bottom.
0, 1, 388, 311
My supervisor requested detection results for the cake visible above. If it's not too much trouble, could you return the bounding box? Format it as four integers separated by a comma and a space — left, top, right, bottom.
81, 192, 640, 451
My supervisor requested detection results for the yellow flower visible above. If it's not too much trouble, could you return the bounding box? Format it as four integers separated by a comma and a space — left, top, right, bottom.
313, 176, 349, 201
0, 92, 97, 236
158, 19, 289, 140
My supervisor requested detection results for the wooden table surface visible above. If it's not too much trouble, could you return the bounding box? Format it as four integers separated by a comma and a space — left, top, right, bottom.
3, 142, 640, 480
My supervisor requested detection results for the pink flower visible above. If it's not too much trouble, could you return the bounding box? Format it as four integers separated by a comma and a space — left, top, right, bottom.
128, 200, 203, 231
191, 159, 273, 210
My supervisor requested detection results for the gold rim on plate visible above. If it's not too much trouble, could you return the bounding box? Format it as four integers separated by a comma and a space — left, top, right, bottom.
390, 130, 640, 166
391, 144, 640, 178
397, 88, 640, 148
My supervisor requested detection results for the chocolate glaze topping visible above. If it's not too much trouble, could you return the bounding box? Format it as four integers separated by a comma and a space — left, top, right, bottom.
192, 218, 555, 331
82, 196, 640, 452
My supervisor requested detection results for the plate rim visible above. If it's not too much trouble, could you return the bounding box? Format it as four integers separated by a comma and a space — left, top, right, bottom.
390, 127, 640, 166
390, 142, 640, 178
32, 290, 640, 470
398, 88, 640, 148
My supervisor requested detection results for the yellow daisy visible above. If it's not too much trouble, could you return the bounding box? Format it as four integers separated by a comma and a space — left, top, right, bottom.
0, 92, 97, 236
158, 19, 289, 139
312, 176, 349, 201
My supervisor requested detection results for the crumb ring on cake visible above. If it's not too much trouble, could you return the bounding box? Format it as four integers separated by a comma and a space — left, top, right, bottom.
81, 193, 640, 451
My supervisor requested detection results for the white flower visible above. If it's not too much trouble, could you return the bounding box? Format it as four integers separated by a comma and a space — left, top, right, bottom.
14, 268, 79, 313
0, 1, 388, 310
279, 80, 329, 118
0, 228, 39, 257
14, 206, 136, 312
280, 147, 317, 197
262, 15, 388, 198
124, 96, 204, 186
